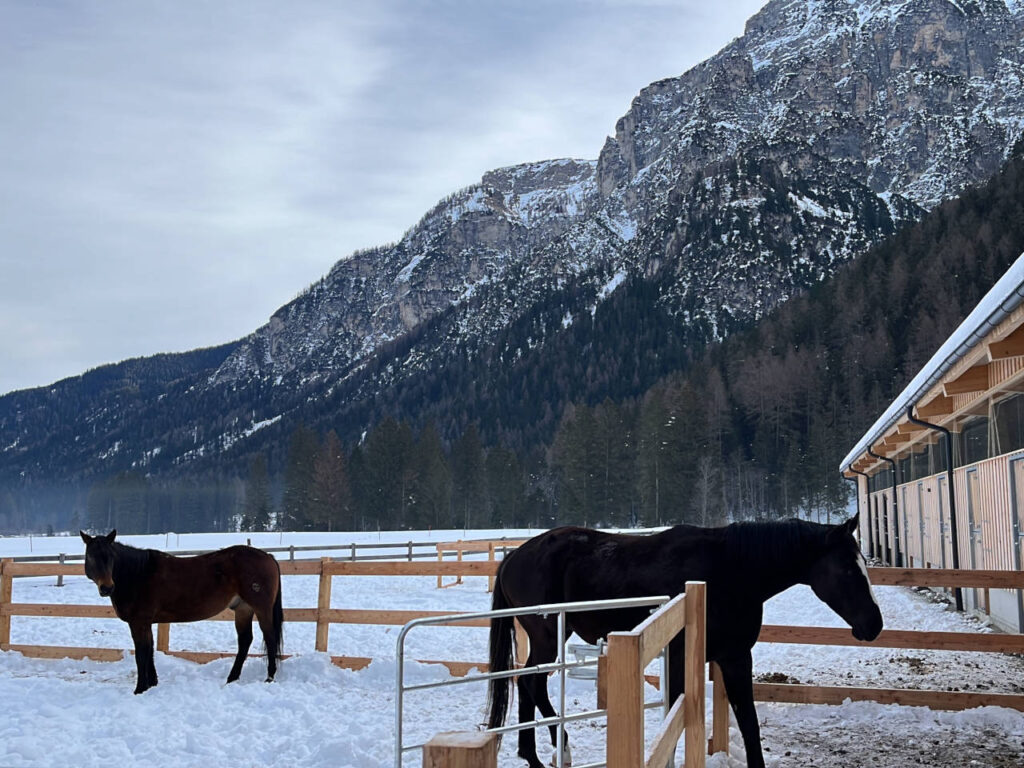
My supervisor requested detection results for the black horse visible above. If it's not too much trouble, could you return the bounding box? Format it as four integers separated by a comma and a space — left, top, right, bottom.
80, 530, 284, 694
487, 515, 883, 768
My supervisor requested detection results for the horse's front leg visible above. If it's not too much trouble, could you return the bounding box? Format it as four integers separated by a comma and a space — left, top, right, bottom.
129, 620, 158, 695
717, 651, 764, 768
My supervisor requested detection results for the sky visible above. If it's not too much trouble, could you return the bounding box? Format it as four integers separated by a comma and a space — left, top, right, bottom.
0, 0, 766, 396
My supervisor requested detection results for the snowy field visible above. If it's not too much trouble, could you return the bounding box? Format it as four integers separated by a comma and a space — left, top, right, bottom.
1, 529, 1023, 767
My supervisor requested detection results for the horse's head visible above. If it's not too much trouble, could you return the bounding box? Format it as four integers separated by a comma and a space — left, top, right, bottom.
804, 514, 883, 642
80, 529, 117, 597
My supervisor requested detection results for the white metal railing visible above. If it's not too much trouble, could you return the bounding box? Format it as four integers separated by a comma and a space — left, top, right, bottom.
395, 595, 672, 768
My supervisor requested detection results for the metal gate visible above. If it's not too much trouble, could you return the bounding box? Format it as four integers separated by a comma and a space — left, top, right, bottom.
395, 595, 672, 768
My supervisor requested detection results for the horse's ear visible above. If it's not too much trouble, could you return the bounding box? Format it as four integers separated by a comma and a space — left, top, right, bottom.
80, 530, 91, 545
843, 513, 859, 534
105, 530, 117, 543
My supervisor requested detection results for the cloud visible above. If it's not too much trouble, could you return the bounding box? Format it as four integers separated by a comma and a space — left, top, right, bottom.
0, 0, 764, 395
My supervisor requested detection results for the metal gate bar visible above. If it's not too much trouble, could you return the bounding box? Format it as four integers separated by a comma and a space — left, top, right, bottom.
396, 595, 670, 768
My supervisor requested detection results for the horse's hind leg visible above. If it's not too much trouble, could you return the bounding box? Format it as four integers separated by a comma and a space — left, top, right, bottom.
255, 595, 281, 682
227, 600, 254, 683
515, 616, 560, 768
524, 637, 570, 764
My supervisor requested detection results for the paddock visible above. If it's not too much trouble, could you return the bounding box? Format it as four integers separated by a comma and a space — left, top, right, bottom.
1, 530, 1023, 766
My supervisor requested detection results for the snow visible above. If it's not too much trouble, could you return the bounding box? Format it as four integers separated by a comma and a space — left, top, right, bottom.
2, 529, 1023, 768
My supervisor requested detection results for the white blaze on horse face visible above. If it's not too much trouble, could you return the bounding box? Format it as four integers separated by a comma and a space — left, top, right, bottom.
857, 550, 879, 607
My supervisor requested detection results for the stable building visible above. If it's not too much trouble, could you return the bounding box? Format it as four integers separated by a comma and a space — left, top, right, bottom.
841, 253, 1024, 633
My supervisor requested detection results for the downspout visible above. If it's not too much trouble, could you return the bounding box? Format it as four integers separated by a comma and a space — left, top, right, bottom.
849, 467, 874, 557
868, 447, 901, 566
905, 405, 964, 612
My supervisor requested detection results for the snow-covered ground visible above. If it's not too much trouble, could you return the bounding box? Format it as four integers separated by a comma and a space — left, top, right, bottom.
1, 529, 1023, 767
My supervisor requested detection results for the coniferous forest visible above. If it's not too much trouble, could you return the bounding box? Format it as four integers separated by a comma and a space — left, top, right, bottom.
58, 147, 1024, 536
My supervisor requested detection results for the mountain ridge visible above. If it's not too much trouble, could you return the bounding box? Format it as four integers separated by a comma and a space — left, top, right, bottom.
4, 0, 1024, 528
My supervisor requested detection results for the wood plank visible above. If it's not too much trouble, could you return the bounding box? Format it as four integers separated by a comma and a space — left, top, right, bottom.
315, 557, 332, 652
896, 421, 928, 435
5, 562, 82, 577
709, 662, 730, 756
868, 567, 1024, 589
324, 608, 489, 627
753, 683, 1024, 712
943, 365, 990, 396
634, 593, 685, 668
606, 632, 644, 768
325, 560, 499, 577
988, 325, 1024, 361
757, 625, 1024, 654
6, 644, 125, 661
917, 395, 953, 418
683, 581, 706, 768
2, 603, 114, 618
646, 692, 685, 768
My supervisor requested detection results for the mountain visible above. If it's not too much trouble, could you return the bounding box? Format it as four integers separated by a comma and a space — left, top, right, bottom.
3, 0, 1024, 530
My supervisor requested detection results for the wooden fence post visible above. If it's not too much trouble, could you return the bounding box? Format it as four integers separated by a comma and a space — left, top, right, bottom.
157, 623, 170, 653
436, 545, 443, 589
684, 581, 707, 768
423, 731, 497, 767
0, 559, 12, 650
56, 553, 65, 587
606, 631, 643, 768
487, 542, 496, 592
709, 662, 730, 756
316, 557, 332, 653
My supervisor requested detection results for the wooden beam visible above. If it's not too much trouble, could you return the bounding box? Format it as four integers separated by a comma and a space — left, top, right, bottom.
916, 395, 953, 418
943, 364, 990, 396
753, 683, 1024, 712
868, 566, 1024, 589
758, 625, 1024, 654
896, 420, 927, 435
882, 432, 911, 447
988, 325, 1024, 361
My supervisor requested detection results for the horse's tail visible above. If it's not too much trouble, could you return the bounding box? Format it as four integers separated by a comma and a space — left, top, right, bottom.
264, 563, 284, 661
486, 561, 515, 734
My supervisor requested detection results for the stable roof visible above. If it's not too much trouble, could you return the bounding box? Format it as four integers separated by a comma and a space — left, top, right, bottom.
840, 251, 1024, 472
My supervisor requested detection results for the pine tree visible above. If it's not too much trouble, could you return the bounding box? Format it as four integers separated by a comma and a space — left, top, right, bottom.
311, 430, 351, 531
281, 424, 320, 530
242, 455, 273, 532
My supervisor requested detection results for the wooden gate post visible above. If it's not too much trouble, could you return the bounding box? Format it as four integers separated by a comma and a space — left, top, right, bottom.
0, 559, 12, 650
423, 731, 497, 768
684, 581, 707, 768
315, 557, 332, 652
606, 631, 644, 767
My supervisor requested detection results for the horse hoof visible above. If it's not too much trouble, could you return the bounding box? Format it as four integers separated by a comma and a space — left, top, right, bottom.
264, 676, 274, 683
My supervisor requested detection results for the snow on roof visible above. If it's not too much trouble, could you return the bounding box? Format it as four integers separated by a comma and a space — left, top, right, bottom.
840, 250, 1024, 472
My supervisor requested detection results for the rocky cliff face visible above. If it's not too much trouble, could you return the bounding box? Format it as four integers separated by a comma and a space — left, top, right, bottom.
4, 0, 1024, 485
214, 0, 1024, 390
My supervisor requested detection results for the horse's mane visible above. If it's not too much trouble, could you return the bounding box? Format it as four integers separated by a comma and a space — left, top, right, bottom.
723, 518, 827, 570
111, 540, 152, 581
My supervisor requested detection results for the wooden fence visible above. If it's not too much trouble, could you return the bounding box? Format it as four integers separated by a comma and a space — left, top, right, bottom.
0, 557, 504, 676
2, 556, 1023, 743
605, 582, 707, 768
434, 539, 527, 590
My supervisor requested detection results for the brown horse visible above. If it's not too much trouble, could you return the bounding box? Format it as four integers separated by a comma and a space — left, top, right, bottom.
80, 530, 283, 694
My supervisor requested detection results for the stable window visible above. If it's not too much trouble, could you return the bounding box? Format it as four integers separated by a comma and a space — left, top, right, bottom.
993, 393, 1024, 457
959, 417, 989, 466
